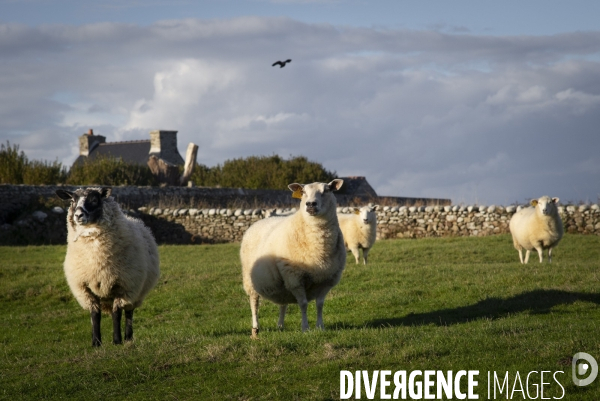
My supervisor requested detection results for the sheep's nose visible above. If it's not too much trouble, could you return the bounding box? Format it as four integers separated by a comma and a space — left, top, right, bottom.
74, 209, 84, 219
306, 202, 317, 208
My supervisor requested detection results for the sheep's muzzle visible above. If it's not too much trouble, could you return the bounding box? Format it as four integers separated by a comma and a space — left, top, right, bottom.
74, 208, 89, 225
306, 207, 318, 216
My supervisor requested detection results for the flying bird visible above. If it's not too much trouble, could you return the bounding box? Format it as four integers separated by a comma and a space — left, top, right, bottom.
272, 59, 292, 68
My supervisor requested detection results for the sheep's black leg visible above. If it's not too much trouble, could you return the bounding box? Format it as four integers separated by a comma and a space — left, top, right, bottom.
91, 310, 102, 347
124, 309, 134, 341
112, 307, 122, 345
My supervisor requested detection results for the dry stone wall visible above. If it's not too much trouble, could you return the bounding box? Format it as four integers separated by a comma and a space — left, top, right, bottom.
135, 203, 600, 244
370, 204, 600, 239
0, 184, 448, 225
1, 184, 599, 245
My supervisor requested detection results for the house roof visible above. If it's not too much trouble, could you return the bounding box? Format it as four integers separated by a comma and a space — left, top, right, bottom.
337, 176, 378, 197
73, 140, 152, 166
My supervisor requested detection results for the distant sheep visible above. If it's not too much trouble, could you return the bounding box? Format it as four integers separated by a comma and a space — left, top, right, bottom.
240, 180, 346, 337
338, 205, 379, 264
509, 196, 563, 263
56, 187, 160, 346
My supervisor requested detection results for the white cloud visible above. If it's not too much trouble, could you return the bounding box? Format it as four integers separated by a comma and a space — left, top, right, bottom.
124, 59, 241, 131
554, 88, 600, 113
1, 18, 599, 204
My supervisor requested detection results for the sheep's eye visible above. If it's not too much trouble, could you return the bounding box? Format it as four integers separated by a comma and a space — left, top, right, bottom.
87, 197, 99, 207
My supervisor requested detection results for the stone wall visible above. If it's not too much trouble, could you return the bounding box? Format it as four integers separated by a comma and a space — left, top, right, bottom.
0, 184, 449, 226
0, 185, 297, 225
371, 204, 600, 239
2, 196, 599, 245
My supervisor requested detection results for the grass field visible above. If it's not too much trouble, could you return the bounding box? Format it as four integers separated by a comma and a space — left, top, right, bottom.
1, 234, 599, 400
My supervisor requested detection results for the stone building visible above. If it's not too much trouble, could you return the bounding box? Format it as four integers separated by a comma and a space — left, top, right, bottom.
336, 176, 378, 198
73, 129, 185, 167
69, 129, 448, 203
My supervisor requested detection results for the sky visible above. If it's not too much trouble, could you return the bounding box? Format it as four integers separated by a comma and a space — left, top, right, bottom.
1, 0, 599, 205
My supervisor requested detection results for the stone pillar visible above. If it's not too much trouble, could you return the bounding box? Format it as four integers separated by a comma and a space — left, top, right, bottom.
149, 130, 183, 164
78, 129, 105, 156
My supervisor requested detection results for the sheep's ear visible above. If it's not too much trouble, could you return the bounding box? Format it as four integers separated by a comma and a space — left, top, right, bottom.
56, 189, 74, 201
288, 183, 304, 199
327, 179, 343, 192
353, 208, 360, 215
530, 199, 538, 207
101, 187, 112, 198
372, 205, 380, 211
552, 197, 559, 204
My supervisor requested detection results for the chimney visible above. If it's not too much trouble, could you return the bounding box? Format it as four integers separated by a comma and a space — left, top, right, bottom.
79, 129, 105, 156
149, 130, 184, 165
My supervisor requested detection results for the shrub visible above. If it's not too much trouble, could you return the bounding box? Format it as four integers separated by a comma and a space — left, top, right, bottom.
2, 141, 335, 189
190, 155, 337, 190
0, 141, 67, 185
187, 163, 220, 187
67, 156, 158, 186
0, 141, 27, 184
23, 160, 68, 185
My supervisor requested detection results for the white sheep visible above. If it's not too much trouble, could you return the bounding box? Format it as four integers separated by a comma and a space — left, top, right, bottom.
56, 187, 160, 346
338, 205, 379, 264
509, 196, 563, 264
240, 179, 346, 337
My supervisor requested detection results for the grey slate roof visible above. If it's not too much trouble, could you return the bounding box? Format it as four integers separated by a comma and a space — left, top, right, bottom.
73, 140, 154, 166
337, 176, 378, 197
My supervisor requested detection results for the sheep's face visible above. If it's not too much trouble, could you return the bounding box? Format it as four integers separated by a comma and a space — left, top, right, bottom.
289, 179, 343, 218
531, 196, 559, 216
56, 187, 112, 226
356, 205, 378, 224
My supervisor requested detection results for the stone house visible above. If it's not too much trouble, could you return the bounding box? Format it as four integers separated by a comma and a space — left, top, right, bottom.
70, 130, 444, 204
73, 129, 184, 168
336, 176, 378, 198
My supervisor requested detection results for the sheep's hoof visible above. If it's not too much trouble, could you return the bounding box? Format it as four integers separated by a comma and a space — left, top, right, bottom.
251, 328, 259, 339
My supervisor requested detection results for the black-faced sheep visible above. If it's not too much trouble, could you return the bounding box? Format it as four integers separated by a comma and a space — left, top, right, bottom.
509, 196, 564, 263
240, 180, 346, 338
56, 187, 160, 346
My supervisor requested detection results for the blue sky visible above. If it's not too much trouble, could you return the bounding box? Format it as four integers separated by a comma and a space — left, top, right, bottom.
1, 0, 599, 204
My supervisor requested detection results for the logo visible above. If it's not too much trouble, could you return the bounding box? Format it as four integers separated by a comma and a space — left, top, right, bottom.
572, 352, 598, 386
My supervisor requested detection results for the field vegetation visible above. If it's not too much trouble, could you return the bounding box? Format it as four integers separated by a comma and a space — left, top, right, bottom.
67, 155, 158, 186
0, 142, 67, 185
1, 235, 599, 400
0, 141, 336, 189
190, 155, 337, 190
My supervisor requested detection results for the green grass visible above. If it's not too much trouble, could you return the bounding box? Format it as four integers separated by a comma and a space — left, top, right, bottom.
1, 235, 599, 400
